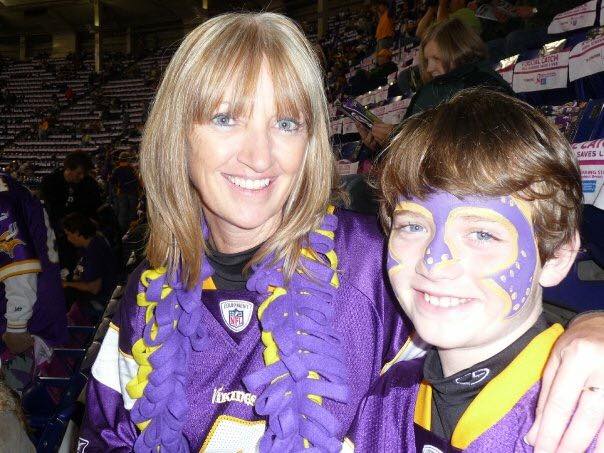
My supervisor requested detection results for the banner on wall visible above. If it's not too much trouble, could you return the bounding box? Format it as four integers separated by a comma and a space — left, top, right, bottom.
548, 0, 597, 35
569, 35, 604, 81
512, 51, 569, 92
572, 140, 604, 205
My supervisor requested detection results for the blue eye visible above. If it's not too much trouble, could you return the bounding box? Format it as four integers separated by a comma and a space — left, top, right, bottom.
471, 231, 496, 242
276, 118, 301, 132
211, 113, 235, 127
400, 223, 426, 233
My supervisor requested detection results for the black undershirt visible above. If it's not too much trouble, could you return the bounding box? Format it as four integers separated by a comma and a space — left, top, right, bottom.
423, 315, 550, 440
205, 244, 261, 290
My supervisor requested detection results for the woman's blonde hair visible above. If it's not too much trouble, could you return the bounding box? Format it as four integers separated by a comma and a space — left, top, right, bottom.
140, 12, 338, 288
419, 18, 488, 83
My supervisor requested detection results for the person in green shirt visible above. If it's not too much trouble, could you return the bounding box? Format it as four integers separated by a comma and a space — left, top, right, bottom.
417, 0, 481, 39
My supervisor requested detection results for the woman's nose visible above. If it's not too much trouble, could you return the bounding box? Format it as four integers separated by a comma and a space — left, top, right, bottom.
238, 126, 273, 173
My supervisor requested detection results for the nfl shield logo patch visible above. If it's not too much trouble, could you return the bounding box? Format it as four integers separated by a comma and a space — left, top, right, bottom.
220, 300, 254, 333
229, 309, 244, 329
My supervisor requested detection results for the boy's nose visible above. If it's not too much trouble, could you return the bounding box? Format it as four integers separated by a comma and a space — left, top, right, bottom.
416, 230, 463, 280
422, 229, 452, 272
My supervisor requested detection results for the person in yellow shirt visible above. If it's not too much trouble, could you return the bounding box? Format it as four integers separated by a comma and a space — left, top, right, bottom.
375, 1, 395, 50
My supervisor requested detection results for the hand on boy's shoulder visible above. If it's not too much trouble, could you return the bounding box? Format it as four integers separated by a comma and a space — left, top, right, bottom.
527, 312, 604, 452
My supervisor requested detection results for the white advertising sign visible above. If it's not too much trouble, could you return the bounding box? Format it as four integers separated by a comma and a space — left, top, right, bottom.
548, 1, 596, 34
569, 36, 604, 81
572, 140, 604, 205
512, 51, 569, 93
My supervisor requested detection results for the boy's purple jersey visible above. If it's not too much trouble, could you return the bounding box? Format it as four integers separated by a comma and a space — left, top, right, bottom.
74, 234, 117, 302
346, 324, 597, 452
78, 210, 410, 451
0, 174, 67, 345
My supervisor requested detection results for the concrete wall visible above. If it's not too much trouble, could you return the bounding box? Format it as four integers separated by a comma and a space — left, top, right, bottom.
51, 31, 76, 58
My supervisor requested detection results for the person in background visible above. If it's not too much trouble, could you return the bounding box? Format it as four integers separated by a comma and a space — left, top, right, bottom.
62, 213, 116, 323
358, 18, 512, 153
345, 48, 399, 96
40, 151, 102, 230
0, 173, 67, 391
110, 151, 140, 233
375, 0, 395, 50
417, 0, 487, 39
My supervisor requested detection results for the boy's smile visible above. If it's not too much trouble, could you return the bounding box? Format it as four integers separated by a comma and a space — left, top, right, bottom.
388, 191, 541, 350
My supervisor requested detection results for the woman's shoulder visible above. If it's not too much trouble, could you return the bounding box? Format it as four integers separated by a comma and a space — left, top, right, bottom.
334, 208, 386, 254
333, 208, 387, 282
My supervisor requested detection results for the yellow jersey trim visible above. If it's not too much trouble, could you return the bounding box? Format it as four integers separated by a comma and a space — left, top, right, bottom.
202, 277, 216, 290
0, 259, 41, 282
414, 381, 432, 430
414, 324, 563, 448
381, 336, 412, 376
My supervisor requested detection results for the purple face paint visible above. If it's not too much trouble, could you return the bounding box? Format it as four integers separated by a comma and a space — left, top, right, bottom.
390, 191, 538, 317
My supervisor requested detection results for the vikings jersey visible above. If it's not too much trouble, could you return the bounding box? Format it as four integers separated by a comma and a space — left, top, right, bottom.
0, 174, 67, 345
346, 324, 597, 452
79, 210, 411, 452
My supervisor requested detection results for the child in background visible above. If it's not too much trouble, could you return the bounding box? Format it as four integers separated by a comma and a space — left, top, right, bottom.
346, 88, 597, 452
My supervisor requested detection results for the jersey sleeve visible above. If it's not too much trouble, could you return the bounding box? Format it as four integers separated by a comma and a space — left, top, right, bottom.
4, 273, 37, 333
0, 197, 41, 282
336, 210, 412, 365
78, 264, 147, 451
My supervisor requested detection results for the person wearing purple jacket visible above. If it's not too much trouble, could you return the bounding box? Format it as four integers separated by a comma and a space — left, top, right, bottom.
0, 173, 67, 390
346, 90, 601, 452
79, 13, 604, 453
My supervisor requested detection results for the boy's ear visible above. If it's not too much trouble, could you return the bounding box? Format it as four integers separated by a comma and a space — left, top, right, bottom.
539, 231, 581, 288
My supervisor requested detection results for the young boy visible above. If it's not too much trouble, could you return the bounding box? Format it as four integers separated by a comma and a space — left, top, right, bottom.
345, 88, 595, 452
62, 213, 116, 323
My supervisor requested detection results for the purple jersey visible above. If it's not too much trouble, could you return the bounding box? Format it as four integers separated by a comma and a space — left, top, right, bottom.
0, 174, 67, 345
73, 234, 117, 303
111, 164, 139, 195
79, 210, 410, 451
346, 324, 597, 452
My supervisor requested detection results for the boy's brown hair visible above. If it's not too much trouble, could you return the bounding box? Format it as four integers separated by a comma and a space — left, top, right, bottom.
378, 88, 582, 263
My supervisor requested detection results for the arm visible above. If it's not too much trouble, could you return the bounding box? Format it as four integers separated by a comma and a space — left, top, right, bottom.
355, 120, 396, 152
63, 277, 101, 295
3, 273, 37, 354
4, 272, 37, 334
526, 312, 604, 452
416, 6, 437, 39
78, 327, 138, 451
78, 268, 145, 450
436, 0, 450, 22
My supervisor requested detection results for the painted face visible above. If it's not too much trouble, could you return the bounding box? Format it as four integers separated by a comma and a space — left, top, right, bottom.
388, 191, 540, 349
188, 60, 308, 248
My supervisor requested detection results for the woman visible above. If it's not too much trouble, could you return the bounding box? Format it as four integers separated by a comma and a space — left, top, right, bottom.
79, 13, 406, 452
79, 12, 604, 453
358, 17, 513, 151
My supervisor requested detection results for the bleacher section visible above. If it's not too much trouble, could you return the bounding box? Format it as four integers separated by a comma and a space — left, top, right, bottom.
0, 50, 173, 190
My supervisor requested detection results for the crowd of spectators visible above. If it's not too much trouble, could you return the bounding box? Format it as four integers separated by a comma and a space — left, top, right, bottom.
318, 0, 589, 104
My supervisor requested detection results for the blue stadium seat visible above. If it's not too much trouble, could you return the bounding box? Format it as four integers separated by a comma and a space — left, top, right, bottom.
543, 205, 604, 312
